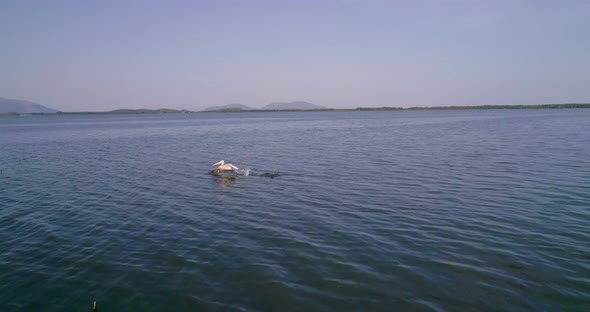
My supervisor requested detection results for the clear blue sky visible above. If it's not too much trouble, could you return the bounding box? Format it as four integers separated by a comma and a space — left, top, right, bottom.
1, 0, 589, 111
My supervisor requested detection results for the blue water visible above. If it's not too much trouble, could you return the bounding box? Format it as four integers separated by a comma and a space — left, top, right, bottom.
1, 110, 589, 311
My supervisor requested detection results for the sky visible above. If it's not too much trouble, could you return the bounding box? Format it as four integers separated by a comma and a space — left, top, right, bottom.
1, 0, 589, 111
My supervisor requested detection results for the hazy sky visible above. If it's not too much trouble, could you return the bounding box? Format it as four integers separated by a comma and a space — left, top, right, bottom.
2, 0, 589, 111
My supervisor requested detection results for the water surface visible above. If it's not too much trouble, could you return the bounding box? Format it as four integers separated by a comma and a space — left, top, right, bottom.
1, 110, 589, 311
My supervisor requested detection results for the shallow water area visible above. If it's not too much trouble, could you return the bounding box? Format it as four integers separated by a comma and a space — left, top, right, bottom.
1, 110, 589, 311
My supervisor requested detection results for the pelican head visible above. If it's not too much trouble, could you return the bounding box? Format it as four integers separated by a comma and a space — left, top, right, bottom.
213, 160, 225, 167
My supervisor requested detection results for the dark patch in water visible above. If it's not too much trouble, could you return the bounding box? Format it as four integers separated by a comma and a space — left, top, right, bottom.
252, 172, 283, 178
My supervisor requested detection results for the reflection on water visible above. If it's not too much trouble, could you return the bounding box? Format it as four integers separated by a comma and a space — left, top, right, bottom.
212, 172, 284, 188
214, 175, 238, 187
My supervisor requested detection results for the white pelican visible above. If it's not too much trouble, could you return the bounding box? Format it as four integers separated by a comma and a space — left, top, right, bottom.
210, 160, 240, 175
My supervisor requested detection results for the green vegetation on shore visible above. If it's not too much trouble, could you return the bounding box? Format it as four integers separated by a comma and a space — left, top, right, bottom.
0, 112, 19, 116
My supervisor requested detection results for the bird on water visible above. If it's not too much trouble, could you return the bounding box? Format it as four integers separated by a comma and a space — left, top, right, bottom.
210, 160, 239, 175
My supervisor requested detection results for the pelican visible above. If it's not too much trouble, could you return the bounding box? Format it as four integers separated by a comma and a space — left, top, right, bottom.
210, 160, 240, 175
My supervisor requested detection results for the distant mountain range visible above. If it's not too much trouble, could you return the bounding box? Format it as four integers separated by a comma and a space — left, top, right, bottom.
202, 103, 255, 111
203, 101, 326, 111
0, 97, 327, 114
3, 96, 588, 115
0, 97, 59, 114
261, 101, 326, 110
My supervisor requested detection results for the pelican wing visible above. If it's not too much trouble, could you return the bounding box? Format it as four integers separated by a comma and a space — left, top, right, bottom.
213, 160, 224, 167
228, 164, 240, 170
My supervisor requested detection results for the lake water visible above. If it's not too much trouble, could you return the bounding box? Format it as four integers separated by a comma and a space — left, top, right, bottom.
1, 110, 589, 311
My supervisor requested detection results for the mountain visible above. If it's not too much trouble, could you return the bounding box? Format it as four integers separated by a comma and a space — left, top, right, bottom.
202, 103, 255, 112
0, 97, 59, 113
261, 101, 326, 110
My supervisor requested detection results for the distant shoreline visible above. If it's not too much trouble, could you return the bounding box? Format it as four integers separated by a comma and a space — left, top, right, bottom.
203, 103, 590, 113
2, 103, 589, 116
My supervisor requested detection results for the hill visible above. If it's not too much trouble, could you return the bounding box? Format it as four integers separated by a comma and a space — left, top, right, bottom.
261, 101, 326, 110
0, 97, 59, 113
105, 109, 191, 114
202, 103, 255, 112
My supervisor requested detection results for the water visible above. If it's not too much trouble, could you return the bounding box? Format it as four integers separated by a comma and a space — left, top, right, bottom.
1, 110, 589, 311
